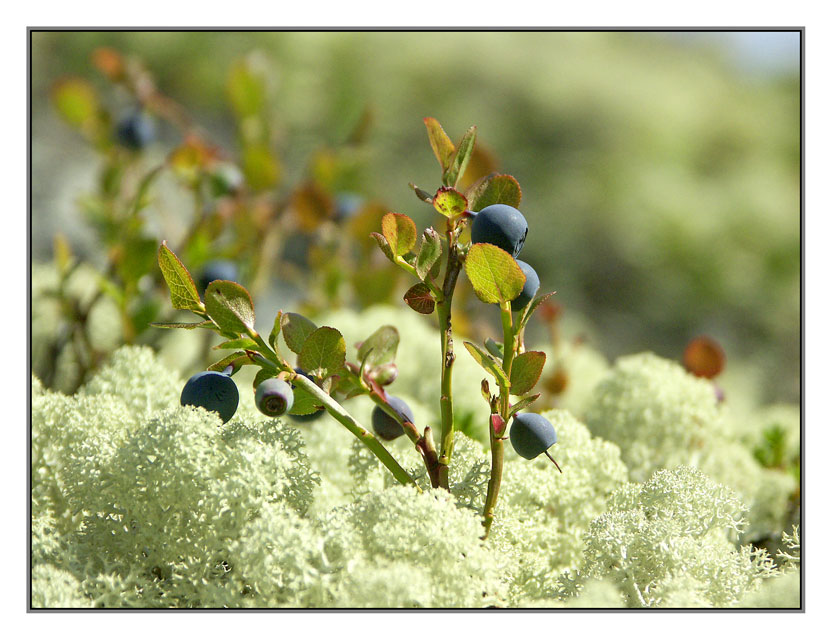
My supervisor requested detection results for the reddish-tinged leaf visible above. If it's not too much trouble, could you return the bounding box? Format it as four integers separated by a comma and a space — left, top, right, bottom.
433, 187, 468, 218
381, 212, 418, 256
424, 117, 455, 171
403, 283, 436, 314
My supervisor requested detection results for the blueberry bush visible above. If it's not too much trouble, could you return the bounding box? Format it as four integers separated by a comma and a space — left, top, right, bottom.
31, 40, 800, 609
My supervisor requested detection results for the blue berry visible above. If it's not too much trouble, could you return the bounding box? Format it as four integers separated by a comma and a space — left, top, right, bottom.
471, 204, 528, 258
511, 260, 540, 311
255, 378, 294, 417
198, 260, 238, 294
334, 192, 364, 222
180, 370, 239, 423
371, 396, 414, 441
290, 368, 324, 422
510, 413, 556, 460
115, 112, 155, 150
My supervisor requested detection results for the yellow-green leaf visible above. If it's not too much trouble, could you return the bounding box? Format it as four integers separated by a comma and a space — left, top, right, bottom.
463, 243, 526, 304
204, 280, 256, 336
158, 243, 204, 313
443, 125, 477, 187
433, 187, 468, 218
381, 212, 417, 256
463, 341, 509, 388
467, 173, 522, 211
424, 117, 455, 172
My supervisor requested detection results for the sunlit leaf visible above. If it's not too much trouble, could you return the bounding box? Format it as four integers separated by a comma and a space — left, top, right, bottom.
204, 280, 256, 336
381, 212, 417, 256
467, 173, 522, 211
424, 117, 455, 172
443, 125, 477, 187
463, 243, 526, 304
158, 242, 204, 313
433, 187, 468, 218
463, 341, 509, 388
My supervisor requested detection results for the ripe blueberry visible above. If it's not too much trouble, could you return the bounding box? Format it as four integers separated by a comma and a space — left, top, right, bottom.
180, 370, 239, 423
510, 413, 557, 460
198, 260, 239, 294
511, 260, 540, 311
255, 378, 294, 417
290, 368, 324, 422
115, 111, 155, 150
471, 204, 528, 258
371, 396, 414, 441
334, 192, 364, 222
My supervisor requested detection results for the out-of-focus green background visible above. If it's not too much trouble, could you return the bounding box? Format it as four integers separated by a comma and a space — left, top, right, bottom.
31, 30, 800, 401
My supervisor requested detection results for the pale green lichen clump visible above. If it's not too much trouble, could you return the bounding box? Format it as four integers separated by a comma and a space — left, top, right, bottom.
565, 466, 786, 607
584, 352, 797, 543
31, 345, 799, 608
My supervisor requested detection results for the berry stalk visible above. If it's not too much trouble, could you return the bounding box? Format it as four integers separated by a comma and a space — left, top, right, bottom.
482, 302, 516, 537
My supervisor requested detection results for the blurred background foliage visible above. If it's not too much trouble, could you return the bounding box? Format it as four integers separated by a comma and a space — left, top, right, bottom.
31, 30, 800, 401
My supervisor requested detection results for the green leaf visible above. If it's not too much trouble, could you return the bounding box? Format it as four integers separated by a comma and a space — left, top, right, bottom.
416, 228, 442, 280
381, 212, 417, 256
509, 393, 541, 417
467, 173, 522, 211
463, 243, 526, 304
298, 326, 346, 379
281, 312, 318, 354
150, 320, 216, 330
269, 311, 283, 351
252, 368, 276, 390
227, 58, 266, 118
432, 187, 468, 218
214, 337, 259, 351
443, 125, 477, 188
207, 352, 253, 375
424, 117, 455, 172
403, 283, 436, 314
158, 243, 204, 313
52, 77, 98, 128
509, 351, 546, 396
463, 341, 509, 388
370, 232, 395, 262
288, 385, 324, 416
519, 291, 557, 330
357, 325, 399, 367
204, 280, 256, 336
484, 338, 504, 360
409, 182, 434, 204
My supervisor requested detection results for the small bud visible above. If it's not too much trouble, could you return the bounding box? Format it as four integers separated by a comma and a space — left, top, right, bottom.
372, 363, 399, 386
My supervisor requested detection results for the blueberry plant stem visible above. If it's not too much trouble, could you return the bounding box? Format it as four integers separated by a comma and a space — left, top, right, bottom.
436, 228, 464, 490
247, 333, 419, 490
290, 373, 419, 490
482, 302, 516, 538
